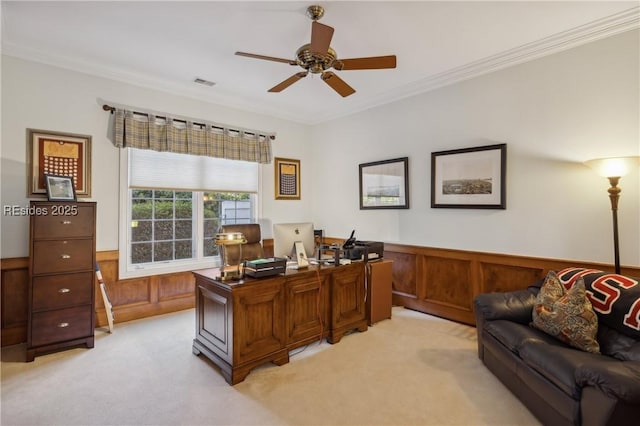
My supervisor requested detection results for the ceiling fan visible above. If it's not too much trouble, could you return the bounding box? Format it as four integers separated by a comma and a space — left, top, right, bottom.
235, 5, 397, 97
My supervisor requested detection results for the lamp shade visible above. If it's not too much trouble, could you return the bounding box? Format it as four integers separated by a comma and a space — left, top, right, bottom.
214, 232, 246, 245
584, 156, 640, 178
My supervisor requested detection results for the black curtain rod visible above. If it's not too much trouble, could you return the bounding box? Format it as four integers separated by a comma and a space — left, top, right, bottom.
102, 104, 275, 140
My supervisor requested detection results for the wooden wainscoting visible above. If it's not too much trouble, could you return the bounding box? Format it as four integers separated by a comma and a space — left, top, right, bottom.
93, 251, 195, 327
384, 243, 640, 325
3, 242, 639, 346
1, 251, 195, 347
1, 257, 30, 346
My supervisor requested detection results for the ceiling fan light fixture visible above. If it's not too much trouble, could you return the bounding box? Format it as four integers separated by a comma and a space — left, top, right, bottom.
296, 44, 337, 73
234, 4, 396, 97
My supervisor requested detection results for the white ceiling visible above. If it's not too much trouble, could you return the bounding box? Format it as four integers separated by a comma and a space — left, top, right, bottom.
2, 1, 639, 125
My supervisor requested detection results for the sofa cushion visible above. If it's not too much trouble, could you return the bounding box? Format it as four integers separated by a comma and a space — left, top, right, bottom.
474, 288, 538, 324
485, 320, 561, 354
598, 323, 640, 362
519, 340, 612, 399
531, 271, 600, 353
558, 268, 640, 340
575, 361, 640, 404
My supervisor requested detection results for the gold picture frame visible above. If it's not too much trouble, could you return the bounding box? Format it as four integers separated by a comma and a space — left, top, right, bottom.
274, 157, 300, 200
27, 129, 91, 198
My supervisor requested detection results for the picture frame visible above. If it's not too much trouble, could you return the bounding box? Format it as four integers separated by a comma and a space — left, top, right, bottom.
27, 129, 91, 198
274, 157, 301, 200
359, 157, 409, 209
44, 174, 77, 201
431, 143, 506, 209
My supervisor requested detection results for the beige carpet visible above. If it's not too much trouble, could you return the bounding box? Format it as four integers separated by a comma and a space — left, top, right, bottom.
1, 307, 540, 426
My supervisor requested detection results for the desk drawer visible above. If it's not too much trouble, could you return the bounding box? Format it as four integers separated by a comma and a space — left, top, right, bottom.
32, 239, 94, 274
30, 306, 93, 347
32, 272, 93, 311
32, 205, 95, 239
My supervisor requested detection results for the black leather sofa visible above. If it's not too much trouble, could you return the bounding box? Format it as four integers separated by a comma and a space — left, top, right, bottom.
474, 269, 640, 426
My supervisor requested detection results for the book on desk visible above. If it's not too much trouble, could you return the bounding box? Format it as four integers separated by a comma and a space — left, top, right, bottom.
243, 257, 287, 278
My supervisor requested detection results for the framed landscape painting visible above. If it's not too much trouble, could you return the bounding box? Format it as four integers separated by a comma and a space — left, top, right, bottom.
431, 143, 506, 209
359, 157, 409, 209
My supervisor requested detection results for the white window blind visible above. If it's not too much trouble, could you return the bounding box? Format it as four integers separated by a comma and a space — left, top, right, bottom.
128, 148, 258, 192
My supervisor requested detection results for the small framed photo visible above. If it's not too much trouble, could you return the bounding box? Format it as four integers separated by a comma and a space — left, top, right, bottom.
359, 157, 409, 209
431, 143, 506, 209
45, 174, 77, 201
274, 157, 301, 200
27, 129, 91, 198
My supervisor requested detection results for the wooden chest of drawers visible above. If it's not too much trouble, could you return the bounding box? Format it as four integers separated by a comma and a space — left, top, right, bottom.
27, 201, 96, 361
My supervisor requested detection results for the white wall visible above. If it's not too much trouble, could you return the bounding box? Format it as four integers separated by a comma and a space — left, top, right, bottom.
2, 30, 639, 267
0, 56, 312, 258
310, 30, 640, 267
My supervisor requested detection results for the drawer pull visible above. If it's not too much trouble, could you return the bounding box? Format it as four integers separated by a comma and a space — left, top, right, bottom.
60, 254, 71, 259
58, 288, 70, 294
57, 322, 70, 328
61, 220, 72, 225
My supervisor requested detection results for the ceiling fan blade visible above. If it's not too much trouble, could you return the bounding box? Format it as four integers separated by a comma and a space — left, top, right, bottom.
334, 55, 397, 71
268, 72, 308, 92
321, 71, 356, 97
235, 51, 297, 66
310, 21, 334, 55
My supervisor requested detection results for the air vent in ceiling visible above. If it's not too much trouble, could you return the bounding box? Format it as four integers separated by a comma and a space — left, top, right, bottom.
194, 78, 215, 87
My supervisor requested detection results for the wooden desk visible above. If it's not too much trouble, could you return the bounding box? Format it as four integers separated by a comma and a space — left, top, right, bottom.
367, 260, 393, 325
192, 262, 367, 385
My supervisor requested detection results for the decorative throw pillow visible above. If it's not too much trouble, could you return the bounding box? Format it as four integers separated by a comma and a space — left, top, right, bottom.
531, 271, 600, 354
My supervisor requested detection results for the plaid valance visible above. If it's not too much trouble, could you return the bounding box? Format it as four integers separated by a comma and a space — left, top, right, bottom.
113, 108, 273, 164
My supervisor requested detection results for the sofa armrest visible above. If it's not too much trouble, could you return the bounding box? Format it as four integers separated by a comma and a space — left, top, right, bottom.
473, 288, 538, 325
576, 361, 640, 405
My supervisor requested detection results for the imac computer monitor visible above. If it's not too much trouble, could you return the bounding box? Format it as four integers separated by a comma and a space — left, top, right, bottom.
273, 222, 315, 259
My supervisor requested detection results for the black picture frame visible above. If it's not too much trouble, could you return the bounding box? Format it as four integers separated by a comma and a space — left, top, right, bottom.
431, 143, 506, 209
359, 157, 409, 210
44, 174, 77, 201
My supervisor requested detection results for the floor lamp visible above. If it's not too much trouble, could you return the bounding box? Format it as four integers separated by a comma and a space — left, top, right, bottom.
585, 156, 639, 274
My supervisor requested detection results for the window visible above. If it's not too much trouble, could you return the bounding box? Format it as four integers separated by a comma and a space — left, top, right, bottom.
131, 190, 194, 264
119, 149, 259, 278
203, 192, 253, 257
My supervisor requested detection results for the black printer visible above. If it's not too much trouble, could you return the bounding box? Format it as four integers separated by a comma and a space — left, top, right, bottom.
343, 240, 384, 261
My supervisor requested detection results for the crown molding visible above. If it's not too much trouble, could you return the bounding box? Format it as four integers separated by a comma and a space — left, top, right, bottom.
2, 6, 638, 126
308, 6, 640, 125
0, 42, 308, 124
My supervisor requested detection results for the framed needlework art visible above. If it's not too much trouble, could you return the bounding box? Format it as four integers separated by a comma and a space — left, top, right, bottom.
274, 157, 300, 200
27, 129, 92, 198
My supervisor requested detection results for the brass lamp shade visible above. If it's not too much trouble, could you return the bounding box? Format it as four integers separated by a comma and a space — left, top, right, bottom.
215, 232, 247, 246
215, 232, 246, 281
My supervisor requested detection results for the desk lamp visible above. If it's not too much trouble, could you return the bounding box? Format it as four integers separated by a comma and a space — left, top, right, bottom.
215, 232, 247, 281
584, 156, 639, 274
